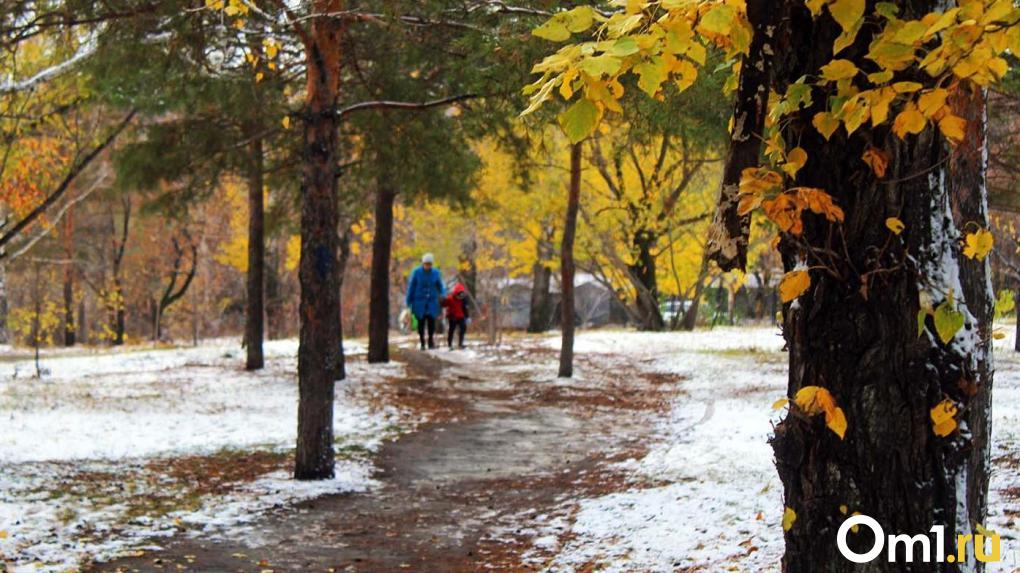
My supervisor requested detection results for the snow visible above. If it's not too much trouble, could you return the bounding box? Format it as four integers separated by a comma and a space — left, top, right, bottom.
3, 327, 1019, 572
0, 338, 403, 573
527, 326, 1020, 572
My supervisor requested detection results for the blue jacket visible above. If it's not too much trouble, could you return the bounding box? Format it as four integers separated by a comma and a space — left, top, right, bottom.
406, 266, 445, 318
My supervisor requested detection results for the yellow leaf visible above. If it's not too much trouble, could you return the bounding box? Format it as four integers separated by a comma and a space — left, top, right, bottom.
281, 116, 290, 130
862, 147, 890, 178
255, 71, 264, 83
938, 114, 967, 145
783, 507, 797, 531
779, 270, 811, 303
820, 59, 859, 81
931, 398, 958, 437
868, 87, 896, 127
892, 81, 923, 93
828, 0, 865, 54
805, 0, 828, 17
826, 406, 848, 439
963, 228, 994, 261
892, 103, 925, 138
795, 385, 847, 439
737, 193, 762, 216
772, 398, 790, 411
782, 147, 808, 178
673, 59, 698, 92
699, 3, 737, 35
918, 88, 949, 118
885, 217, 905, 235
0, 530, 6, 539
739, 167, 784, 197
794, 385, 836, 416
812, 112, 840, 140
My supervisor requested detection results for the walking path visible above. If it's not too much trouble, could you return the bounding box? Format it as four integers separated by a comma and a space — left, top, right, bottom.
92, 340, 677, 572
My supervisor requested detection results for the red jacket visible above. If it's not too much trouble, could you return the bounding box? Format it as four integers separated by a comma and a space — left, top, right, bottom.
441, 283, 469, 321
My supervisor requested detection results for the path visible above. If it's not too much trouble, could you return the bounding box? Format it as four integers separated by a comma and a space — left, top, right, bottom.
91, 338, 679, 572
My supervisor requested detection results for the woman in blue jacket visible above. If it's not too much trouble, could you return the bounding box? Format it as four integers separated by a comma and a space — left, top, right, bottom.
406, 253, 445, 349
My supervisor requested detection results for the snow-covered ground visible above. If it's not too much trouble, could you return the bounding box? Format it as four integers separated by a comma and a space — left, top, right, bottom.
0, 338, 407, 573
528, 326, 1020, 572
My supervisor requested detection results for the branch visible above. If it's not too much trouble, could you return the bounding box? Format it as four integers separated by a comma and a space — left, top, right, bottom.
0, 47, 96, 95
0, 109, 136, 255
6, 164, 111, 261
336, 93, 481, 119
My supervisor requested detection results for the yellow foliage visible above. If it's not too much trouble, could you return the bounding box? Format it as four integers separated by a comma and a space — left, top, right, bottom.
885, 217, 905, 235
779, 270, 811, 303
963, 228, 994, 260
931, 398, 958, 437
783, 507, 797, 531
794, 385, 848, 439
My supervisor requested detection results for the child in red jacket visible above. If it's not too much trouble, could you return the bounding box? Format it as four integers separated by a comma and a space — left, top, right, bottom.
441, 282, 470, 349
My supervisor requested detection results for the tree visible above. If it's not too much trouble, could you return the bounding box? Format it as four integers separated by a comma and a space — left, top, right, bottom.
559, 141, 582, 378
581, 125, 721, 330
524, 0, 1017, 569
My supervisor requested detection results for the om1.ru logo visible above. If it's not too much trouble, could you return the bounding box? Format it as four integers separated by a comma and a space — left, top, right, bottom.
837, 515, 1001, 564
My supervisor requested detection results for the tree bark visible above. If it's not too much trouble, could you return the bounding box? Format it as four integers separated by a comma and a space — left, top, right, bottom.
367, 183, 396, 363
530, 234, 554, 332
265, 236, 285, 340
559, 142, 582, 378
627, 230, 665, 331
0, 258, 9, 345
766, 2, 993, 571
109, 195, 130, 346
704, 0, 775, 272
1015, 288, 1020, 353
295, 1, 344, 481
245, 136, 266, 370
62, 211, 75, 346
680, 255, 710, 331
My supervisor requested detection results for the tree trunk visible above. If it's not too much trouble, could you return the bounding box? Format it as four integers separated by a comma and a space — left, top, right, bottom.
1015, 288, 1020, 352
704, 0, 775, 271
527, 245, 553, 333
77, 295, 87, 344
62, 212, 75, 346
113, 278, 126, 346
110, 195, 130, 346
0, 258, 9, 345
559, 142, 582, 378
768, 2, 993, 571
680, 255, 710, 331
295, 3, 344, 481
337, 226, 350, 380
245, 136, 266, 370
460, 235, 479, 297
367, 183, 396, 363
265, 236, 285, 338
628, 230, 665, 331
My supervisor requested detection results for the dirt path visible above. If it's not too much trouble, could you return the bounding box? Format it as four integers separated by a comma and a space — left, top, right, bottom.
92, 340, 679, 572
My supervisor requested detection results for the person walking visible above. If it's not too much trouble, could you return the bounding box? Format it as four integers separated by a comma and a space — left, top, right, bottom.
405, 253, 445, 350
441, 281, 470, 349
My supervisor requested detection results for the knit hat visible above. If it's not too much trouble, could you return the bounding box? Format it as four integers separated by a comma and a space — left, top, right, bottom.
422, 253, 435, 264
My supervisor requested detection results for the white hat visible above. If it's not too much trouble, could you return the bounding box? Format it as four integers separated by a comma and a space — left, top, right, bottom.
422, 253, 435, 264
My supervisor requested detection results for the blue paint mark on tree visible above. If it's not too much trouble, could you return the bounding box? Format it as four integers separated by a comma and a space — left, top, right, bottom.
314, 244, 333, 279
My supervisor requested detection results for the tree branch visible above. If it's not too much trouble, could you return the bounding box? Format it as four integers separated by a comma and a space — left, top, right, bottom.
335, 93, 481, 119
0, 109, 136, 255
